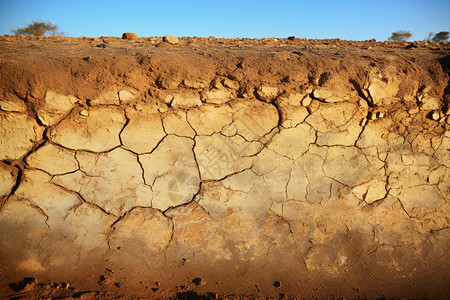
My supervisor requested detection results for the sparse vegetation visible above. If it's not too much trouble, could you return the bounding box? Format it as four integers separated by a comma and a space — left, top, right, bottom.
432, 31, 449, 42
388, 30, 412, 42
424, 32, 435, 42
11, 20, 66, 36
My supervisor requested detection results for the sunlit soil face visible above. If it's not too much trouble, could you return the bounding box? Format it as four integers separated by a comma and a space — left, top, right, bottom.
0, 35, 449, 299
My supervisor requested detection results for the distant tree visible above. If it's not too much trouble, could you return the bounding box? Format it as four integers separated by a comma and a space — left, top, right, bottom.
432, 31, 449, 42
424, 32, 434, 42
388, 30, 412, 42
11, 20, 65, 36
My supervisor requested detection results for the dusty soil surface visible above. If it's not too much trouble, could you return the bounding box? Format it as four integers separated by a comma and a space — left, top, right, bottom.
0, 35, 449, 299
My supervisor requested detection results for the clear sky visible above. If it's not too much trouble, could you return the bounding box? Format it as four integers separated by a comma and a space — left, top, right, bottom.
0, 0, 449, 41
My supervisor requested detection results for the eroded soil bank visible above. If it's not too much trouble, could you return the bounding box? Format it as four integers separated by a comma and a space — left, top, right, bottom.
0, 36, 449, 299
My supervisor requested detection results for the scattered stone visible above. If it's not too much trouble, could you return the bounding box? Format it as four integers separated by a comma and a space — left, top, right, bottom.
367, 111, 377, 120
171, 94, 202, 109
420, 96, 440, 110
163, 35, 179, 44
313, 89, 333, 100
122, 32, 138, 40
222, 78, 239, 90
431, 111, 440, 120
202, 88, 234, 104
118, 90, 135, 102
256, 85, 278, 102
182, 79, 207, 89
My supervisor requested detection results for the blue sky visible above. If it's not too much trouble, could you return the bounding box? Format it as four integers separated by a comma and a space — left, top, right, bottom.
0, 0, 449, 41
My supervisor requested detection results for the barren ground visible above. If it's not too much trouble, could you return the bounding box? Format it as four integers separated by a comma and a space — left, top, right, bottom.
0, 36, 449, 299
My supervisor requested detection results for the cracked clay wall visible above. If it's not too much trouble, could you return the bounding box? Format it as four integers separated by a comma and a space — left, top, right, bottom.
0, 37, 449, 298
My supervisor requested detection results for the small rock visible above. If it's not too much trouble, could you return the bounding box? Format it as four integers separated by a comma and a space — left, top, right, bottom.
202, 88, 234, 104
431, 111, 439, 120
96, 43, 107, 48
118, 90, 135, 102
420, 96, 440, 110
256, 85, 278, 102
222, 78, 239, 90
122, 32, 138, 40
80, 109, 89, 116
376, 111, 384, 118
313, 89, 333, 100
163, 35, 179, 45
171, 94, 202, 109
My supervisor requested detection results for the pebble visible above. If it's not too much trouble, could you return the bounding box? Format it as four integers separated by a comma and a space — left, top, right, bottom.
163, 35, 179, 45
431, 111, 439, 120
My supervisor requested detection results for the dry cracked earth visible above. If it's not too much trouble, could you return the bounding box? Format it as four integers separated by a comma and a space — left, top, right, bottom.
0, 35, 449, 299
